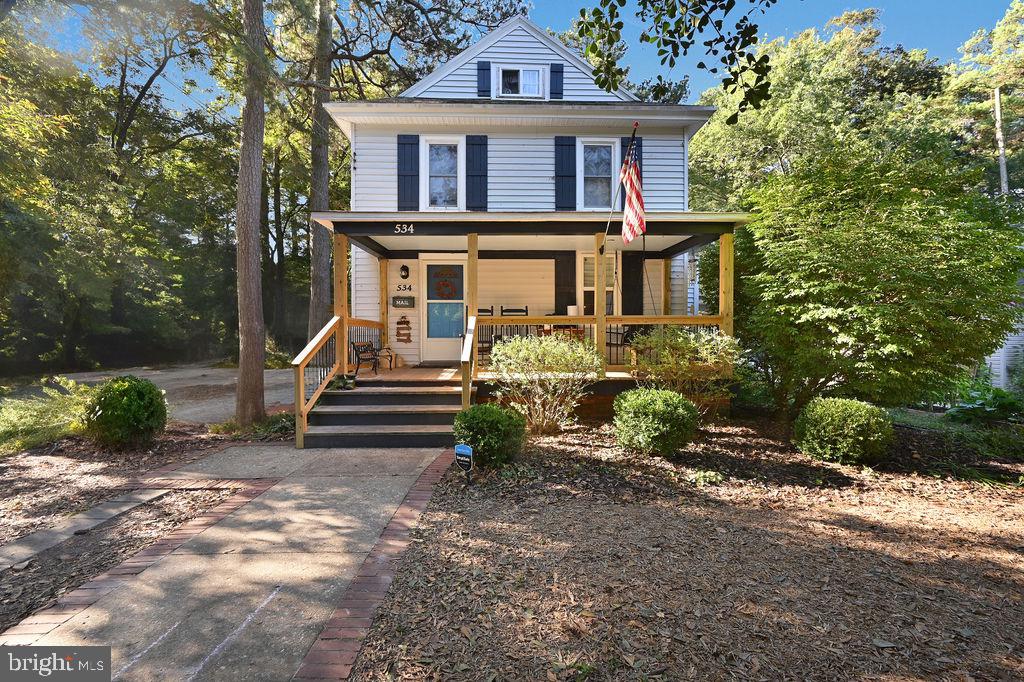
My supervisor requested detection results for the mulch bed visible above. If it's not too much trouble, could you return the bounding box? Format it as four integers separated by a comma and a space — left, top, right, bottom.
0, 487, 234, 632
0, 422, 246, 545
351, 419, 1024, 681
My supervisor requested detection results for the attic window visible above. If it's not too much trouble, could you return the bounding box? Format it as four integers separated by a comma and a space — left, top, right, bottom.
497, 66, 542, 98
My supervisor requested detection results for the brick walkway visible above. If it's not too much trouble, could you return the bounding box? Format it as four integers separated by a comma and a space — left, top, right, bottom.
294, 450, 454, 681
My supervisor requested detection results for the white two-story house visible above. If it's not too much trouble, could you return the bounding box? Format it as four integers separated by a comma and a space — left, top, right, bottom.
293, 15, 747, 448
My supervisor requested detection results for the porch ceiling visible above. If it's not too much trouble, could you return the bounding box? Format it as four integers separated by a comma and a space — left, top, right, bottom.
366, 233, 691, 254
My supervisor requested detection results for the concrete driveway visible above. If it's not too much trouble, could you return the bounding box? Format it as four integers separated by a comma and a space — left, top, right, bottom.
57, 364, 294, 424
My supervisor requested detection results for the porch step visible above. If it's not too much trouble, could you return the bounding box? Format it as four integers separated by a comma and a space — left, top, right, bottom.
301, 379, 469, 448
303, 424, 454, 449
308, 404, 461, 426
318, 386, 466, 406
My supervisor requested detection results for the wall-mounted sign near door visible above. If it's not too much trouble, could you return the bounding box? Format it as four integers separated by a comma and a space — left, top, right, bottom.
392, 295, 415, 309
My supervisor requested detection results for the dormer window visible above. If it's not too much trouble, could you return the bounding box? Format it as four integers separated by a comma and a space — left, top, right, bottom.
493, 64, 547, 99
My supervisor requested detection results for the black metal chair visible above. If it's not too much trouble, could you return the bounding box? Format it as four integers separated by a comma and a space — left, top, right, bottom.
478, 306, 494, 316
500, 306, 530, 340
350, 341, 385, 376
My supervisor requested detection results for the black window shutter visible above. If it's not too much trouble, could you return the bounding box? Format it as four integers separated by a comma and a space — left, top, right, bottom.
554, 252, 576, 314
620, 136, 642, 209
621, 253, 645, 315
397, 135, 419, 211
466, 135, 488, 211
477, 61, 491, 97
550, 63, 564, 99
554, 136, 576, 211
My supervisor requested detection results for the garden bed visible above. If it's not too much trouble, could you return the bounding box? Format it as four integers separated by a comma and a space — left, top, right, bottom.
0, 422, 242, 545
0, 487, 234, 632
352, 418, 1024, 680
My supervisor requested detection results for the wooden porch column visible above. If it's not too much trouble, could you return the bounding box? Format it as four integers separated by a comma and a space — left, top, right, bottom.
662, 258, 672, 315
334, 233, 349, 373
718, 232, 734, 336
594, 232, 607, 375
378, 256, 389, 346
467, 233, 479, 372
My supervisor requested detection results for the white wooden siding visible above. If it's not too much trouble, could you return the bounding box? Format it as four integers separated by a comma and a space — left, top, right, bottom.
478, 259, 555, 314
642, 260, 664, 316
352, 128, 688, 212
351, 127, 397, 212
387, 257, 420, 365
670, 251, 700, 315
488, 135, 555, 211
351, 246, 380, 321
643, 136, 688, 211
420, 26, 619, 102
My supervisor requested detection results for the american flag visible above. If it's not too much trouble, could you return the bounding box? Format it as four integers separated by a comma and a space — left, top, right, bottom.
620, 134, 645, 244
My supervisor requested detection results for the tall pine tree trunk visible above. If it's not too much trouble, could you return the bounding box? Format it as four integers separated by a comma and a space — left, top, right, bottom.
235, 0, 267, 427
307, 0, 333, 338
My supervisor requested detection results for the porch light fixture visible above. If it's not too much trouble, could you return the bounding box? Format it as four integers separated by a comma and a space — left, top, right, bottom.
400, 265, 410, 279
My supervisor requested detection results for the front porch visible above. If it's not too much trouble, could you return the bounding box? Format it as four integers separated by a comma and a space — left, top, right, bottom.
292, 211, 745, 447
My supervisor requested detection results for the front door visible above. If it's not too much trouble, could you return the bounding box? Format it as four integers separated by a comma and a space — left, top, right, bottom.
420, 260, 465, 363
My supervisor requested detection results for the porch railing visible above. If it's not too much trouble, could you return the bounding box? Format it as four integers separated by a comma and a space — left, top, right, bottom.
292, 315, 341, 449
472, 314, 724, 373
292, 315, 386, 448
460, 315, 477, 410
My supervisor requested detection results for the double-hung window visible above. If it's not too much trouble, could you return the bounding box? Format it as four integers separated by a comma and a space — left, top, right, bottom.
419, 136, 465, 211
577, 139, 617, 210
494, 65, 545, 98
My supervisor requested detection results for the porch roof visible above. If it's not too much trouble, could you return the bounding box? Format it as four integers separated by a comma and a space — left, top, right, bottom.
311, 210, 748, 259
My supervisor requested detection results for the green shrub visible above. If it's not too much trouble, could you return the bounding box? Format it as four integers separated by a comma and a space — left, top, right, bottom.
945, 387, 1023, 425
0, 377, 96, 455
793, 398, 893, 465
490, 335, 602, 434
453, 403, 526, 468
628, 327, 740, 414
85, 375, 167, 448
613, 388, 699, 456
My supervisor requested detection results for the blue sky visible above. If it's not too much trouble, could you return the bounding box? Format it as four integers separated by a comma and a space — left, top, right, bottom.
533, 0, 1011, 98
39, 1, 1013, 108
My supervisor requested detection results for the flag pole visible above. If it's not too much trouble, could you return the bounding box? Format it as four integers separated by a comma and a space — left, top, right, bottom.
598, 121, 639, 257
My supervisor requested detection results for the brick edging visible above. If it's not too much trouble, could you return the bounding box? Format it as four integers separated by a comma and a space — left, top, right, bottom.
292, 449, 455, 681
0, 478, 278, 646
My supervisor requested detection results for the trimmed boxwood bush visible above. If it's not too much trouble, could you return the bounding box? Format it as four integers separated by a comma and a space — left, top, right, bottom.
85, 375, 167, 448
613, 388, 699, 456
453, 403, 526, 468
793, 397, 893, 465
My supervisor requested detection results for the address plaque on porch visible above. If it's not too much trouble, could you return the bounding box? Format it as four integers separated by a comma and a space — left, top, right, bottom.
392, 295, 415, 309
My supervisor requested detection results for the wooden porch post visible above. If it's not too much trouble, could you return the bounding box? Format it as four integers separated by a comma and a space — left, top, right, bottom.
594, 232, 607, 375
467, 233, 479, 373
662, 258, 672, 315
378, 256, 389, 346
334, 233, 349, 373
718, 232, 734, 336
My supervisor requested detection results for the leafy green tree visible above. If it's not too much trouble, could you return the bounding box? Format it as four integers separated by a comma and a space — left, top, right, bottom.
577, 0, 780, 120
736, 146, 1023, 417
690, 10, 1024, 417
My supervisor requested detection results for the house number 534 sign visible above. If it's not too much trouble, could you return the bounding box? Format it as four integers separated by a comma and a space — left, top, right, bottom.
394, 223, 414, 234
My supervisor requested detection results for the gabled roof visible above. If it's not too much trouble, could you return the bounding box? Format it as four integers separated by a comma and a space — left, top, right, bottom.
400, 14, 638, 102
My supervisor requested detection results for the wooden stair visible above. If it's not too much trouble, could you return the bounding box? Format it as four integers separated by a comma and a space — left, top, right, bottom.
303, 376, 467, 448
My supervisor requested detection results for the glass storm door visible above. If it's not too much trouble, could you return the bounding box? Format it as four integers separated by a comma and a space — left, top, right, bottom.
422, 262, 465, 362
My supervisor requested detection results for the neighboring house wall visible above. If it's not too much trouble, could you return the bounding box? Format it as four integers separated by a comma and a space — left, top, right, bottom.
351, 127, 689, 212
415, 25, 623, 102
987, 329, 1024, 389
